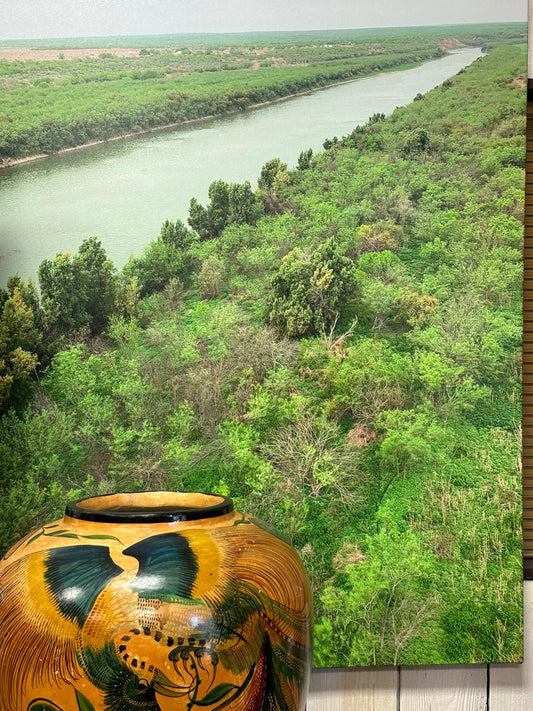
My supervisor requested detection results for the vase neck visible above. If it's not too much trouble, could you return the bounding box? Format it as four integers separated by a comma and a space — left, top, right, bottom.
65, 492, 234, 524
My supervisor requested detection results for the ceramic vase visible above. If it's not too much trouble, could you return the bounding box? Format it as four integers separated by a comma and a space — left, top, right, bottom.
0, 491, 313, 711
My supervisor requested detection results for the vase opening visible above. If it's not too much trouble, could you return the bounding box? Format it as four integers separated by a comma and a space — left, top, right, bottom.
65, 491, 234, 523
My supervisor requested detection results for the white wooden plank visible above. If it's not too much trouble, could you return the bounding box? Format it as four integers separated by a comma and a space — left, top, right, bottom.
307, 667, 398, 711
399, 665, 488, 711
488, 581, 533, 711
305, 584, 529, 710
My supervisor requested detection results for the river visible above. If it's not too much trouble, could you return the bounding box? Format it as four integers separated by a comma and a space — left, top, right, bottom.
0, 47, 482, 286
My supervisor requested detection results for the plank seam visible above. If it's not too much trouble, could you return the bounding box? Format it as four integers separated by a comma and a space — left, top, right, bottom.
397, 667, 401, 711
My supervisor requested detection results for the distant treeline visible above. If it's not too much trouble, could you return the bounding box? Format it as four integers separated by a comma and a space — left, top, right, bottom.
0, 22, 526, 49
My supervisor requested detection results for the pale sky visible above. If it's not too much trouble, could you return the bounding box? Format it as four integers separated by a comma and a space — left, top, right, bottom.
0, 0, 527, 41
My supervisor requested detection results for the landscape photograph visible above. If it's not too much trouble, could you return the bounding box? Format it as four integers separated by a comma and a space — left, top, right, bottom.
0, 0, 527, 674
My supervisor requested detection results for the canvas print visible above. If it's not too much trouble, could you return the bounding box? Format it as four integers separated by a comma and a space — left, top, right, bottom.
0, 0, 526, 675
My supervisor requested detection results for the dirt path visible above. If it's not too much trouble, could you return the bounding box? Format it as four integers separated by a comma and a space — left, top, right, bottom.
0, 47, 141, 61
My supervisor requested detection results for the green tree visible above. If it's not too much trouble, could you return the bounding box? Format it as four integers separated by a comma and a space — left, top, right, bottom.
324, 338, 414, 424
188, 180, 261, 239
258, 157, 289, 191
123, 221, 195, 296
0, 286, 41, 411
188, 197, 210, 240
297, 148, 314, 170
376, 405, 446, 479
38, 238, 116, 337
39, 252, 84, 336
77, 237, 117, 333
258, 158, 291, 214
228, 181, 262, 225
402, 127, 432, 156
197, 256, 225, 300
207, 179, 230, 236
159, 218, 195, 250
269, 239, 357, 337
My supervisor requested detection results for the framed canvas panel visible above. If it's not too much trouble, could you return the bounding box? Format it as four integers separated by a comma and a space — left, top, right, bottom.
0, 0, 526, 674
522, 1, 533, 577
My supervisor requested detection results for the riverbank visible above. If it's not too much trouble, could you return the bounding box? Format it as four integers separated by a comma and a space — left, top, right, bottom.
0, 114, 219, 167
0, 55, 456, 169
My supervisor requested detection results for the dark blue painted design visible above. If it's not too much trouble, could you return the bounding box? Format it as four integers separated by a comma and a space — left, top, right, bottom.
44, 545, 123, 627
123, 533, 199, 599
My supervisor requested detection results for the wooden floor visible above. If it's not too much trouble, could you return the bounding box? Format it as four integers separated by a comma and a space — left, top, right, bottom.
306, 582, 532, 710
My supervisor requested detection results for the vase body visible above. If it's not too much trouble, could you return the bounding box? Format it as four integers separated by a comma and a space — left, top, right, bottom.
0, 491, 313, 711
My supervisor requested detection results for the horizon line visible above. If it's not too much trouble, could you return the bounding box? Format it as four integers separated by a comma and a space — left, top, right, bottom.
0, 19, 526, 45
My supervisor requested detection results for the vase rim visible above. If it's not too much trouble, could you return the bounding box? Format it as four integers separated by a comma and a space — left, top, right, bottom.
65, 491, 234, 523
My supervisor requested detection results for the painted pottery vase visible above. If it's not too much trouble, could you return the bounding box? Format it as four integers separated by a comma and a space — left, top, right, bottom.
0, 491, 313, 711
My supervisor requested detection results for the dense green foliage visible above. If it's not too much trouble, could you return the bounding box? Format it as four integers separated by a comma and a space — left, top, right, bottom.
0, 40, 525, 666
0, 23, 525, 160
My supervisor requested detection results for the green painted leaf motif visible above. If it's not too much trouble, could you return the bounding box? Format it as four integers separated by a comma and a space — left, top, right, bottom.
54, 533, 80, 539
233, 519, 252, 527
77, 642, 161, 709
26, 530, 45, 546
195, 683, 239, 706
42, 529, 72, 538
75, 689, 96, 711
28, 700, 63, 711
80, 534, 123, 543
